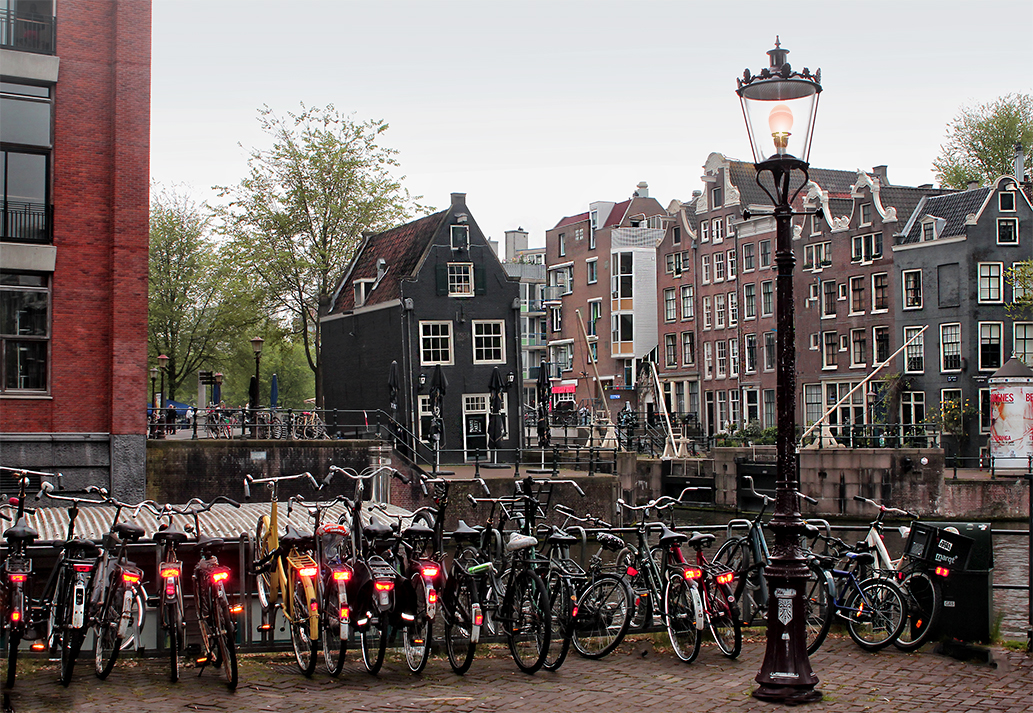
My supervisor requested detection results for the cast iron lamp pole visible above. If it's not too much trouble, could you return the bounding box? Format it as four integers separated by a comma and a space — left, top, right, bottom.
149, 366, 158, 438
251, 336, 264, 438
157, 354, 169, 438
736, 38, 822, 704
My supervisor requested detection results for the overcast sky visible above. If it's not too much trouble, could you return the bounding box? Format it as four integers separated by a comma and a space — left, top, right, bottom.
151, 0, 1032, 250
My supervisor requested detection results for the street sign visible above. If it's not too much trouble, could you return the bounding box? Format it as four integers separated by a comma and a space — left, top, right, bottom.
198, 370, 216, 385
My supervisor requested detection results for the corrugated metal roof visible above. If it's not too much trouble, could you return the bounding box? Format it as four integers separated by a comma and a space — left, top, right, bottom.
15, 502, 414, 543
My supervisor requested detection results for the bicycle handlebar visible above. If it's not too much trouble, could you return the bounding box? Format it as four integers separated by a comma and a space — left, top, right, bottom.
243, 471, 319, 498
674, 486, 711, 502
616, 497, 676, 514
852, 495, 915, 518
554, 503, 611, 528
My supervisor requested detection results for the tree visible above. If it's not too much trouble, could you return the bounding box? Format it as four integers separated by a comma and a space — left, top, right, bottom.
219, 104, 427, 408
149, 184, 260, 402
932, 93, 1033, 188
1007, 259, 1033, 318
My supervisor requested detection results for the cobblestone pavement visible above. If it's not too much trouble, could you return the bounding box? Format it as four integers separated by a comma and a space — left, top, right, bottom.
2, 635, 1029, 713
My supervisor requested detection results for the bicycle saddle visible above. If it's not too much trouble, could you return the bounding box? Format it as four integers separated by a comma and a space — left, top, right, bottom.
362, 517, 394, 540
844, 551, 875, 566
595, 532, 625, 552
687, 532, 716, 550
657, 526, 688, 548
65, 537, 100, 557
153, 524, 189, 544
402, 522, 434, 540
450, 520, 482, 542
280, 523, 313, 546
546, 528, 578, 546
196, 534, 224, 550
4, 517, 38, 544
114, 521, 145, 542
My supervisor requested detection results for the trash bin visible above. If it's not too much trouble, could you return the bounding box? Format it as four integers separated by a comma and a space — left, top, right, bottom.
919, 521, 994, 643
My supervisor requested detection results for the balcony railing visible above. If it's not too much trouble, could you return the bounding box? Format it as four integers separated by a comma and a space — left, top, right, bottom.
2, 201, 51, 243
1, 9, 56, 54
522, 332, 548, 347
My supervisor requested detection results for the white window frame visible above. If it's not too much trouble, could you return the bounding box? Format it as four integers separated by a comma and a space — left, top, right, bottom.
702, 296, 712, 330
716, 340, 727, 378
822, 331, 838, 369
761, 280, 773, 317
849, 276, 865, 315
727, 291, 738, 327
420, 321, 454, 365
681, 284, 694, 321
701, 254, 711, 284
742, 243, 755, 272
450, 224, 469, 250
713, 253, 725, 282
713, 217, 724, 244
744, 333, 757, 373
1000, 191, 1016, 212
997, 217, 1019, 245
704, 341, 714, 379
587, 258, 598, 284
978, 262, 1003, 303
682, 330, 695, 366
903, 269, 923, 310
860, 203, 872, 227
1015, 322, 1033, 367
871, 272, 888, 313
940, 323, 962, 372
978, 321, 1003, 371
743, 283, 757, 320
904, 326, 924, 374
664, 333, 677, 368
726, 249, 737, 280
850, 328, 866, 368
760, 240, 772, 268
447, 262, 475, 297
472, 320, 506, 364
715, 293, 726, 329
663, 288, 677, 322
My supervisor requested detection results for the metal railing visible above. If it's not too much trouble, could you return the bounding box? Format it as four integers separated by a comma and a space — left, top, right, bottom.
2, 201, 51, 243
0, 8, 55, 54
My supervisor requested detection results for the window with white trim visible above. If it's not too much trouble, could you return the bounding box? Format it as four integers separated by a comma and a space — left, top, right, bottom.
904, 326, 924, 373
664, 288, 676, 322
450, 225, 469, 250
700, 220, 709, 242
872, 273, 888, 311
874, 326, 890, 364
0, 272, 49, 393
713, 217, 724, 244
998, 218, 1018, 245
1015, 322, 1033, 366
727, 249, 737, 279
850, 276, 864, 314
704, 341, 713, 379
744, 283, 756, 319
804, 384, 822, 425
701, 254, 711, 283
716, 340, 727, 378
978, 263, 1003, 302
715, 294, 726, 329
744, 333, 757, 373
900, 391, 925, 427
588, 300, 602, 337
979, 388, 991, 432
729, 338, 739, 377
860, 203, 872, 226
714, 253, 725, 282
903, 270, 923, 309
420, 321, 453, 365
1000, 191, 1016, 211
1014, 262, 1027, 301
702, 296, 712, 330
742, 243, 755, 271
682, 330, 695, 366
728, 292, 738, 326
664, 333, 677, 367
852, 233, 883, 262
472, 320, 505, 363
823, 331, 838, 369
822, 280, 837, 318
558, 232, 565, 257
587, 258, 597, 284
760, 240, 771, 268
447, 263, 474, 296
763, 332, 776, 370
940, 323, 961, 371
979, 322, 1003, 370
761, 281, 773, 317
851, 329, 866, 367
939, 389, 963, 434
681, 285, 693, 320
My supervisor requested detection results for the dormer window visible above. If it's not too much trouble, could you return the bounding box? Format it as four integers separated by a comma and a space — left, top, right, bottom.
922, 222, 935, 242
860, 203, 872, 226
810, 213, 823, 235
712, 185, 722, 208
450, 225, 469, 251
999, 191, 1016, 212
998, 218, 1018, 244
353, 279, 374, 308
447, 263, 474, 296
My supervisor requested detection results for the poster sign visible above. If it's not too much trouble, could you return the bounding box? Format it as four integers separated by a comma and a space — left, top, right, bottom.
989, 384, 1033, 466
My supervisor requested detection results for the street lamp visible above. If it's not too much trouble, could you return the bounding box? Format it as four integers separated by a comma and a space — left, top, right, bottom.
157, 354, 169, 438
736, 38, 822, 704
150, 367, 158, 408
250, 336, 264, 438
213, 372, 223, 406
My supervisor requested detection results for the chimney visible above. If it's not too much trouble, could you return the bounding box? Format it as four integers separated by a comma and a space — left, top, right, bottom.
967, 180, 981, 190
635, 181, 649, 198
1014, 143, 1025, 182
376, 258, 386, 283
872, 165, 889, 185
504, 227, 528, 262
451, 192, 466, 207
691, 190, 702, 198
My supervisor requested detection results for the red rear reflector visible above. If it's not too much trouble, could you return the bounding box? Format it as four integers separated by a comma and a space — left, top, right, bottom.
683, 567, 702, 580
934, 566, 950, 577
30, 642, 45, 651
421, 565, 440, 578
122, 572, 141, 584
8, 573, 27, 583
166, 583, 176, 597
626, 566, 638, 577
374, 581, 394, 592
299, 566, 318, 578
572, 605, 579, 618
160, 567, 180, 578
73, 564, 92, 573
428, 591, 437, 603
211, 571, 229, 583
310, 601, 318, 612
473, 612, 483, 626
333, 570, 352, 582
340, 606, 350, 620
229, 604, 243, 614
716, 572, 734, 585
10, 611, 20, 622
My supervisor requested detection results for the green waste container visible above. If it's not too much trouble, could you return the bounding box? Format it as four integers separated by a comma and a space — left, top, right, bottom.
920, 522, 993, 644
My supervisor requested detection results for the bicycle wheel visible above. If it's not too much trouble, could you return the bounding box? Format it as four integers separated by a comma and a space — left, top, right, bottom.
403, 575, 432, 674
5, 631, 20, 689
664, 576, 701, 663
93, 583, 123, 679
805, 565, 833, 656
360, 611, 387, 675
846, 577, 907, 652
214, 595, 238, 690
321, 578, 347, 676
120, 587, 145, 652
289, 576, 317, 676
444, 573, 477, 675
60, 628, 86, 687
543, 572, 572, 671
894, 571, 941, 652
705, 576, 742, 659
165, 603, 181, 683
572, 574, 633, 659
616, 548, 652, 631
254, 517, 274, 610
505, 569, 550, 674
714, 537, 761, 625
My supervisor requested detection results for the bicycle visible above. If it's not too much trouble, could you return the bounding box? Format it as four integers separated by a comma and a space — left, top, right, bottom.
683, 530, 742, 658
805, 534, 909, 653
0, 473, 39, 689
245, 470, 325, 676
292, 411, 328, 440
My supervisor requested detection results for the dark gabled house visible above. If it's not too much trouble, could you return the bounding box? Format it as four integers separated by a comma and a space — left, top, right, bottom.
892, 171, 1032, 463
321, 193, 521, 464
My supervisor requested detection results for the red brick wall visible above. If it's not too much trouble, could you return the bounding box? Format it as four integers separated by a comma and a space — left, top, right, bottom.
1, 1, 151, 436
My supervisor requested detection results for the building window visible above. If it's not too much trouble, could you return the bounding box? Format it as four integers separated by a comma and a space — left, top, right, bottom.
860, 203, 872, 226
664, 333, 677, 367
587, 258, 598, 284
903, 270, 923, 309
665, 252, 682, 275
810, 213, 823, 235
589, 226, 596, 250
681, 285, 693, 320
1014, 262, 1027, 301
614, 252, 633, 299
1015, 322, 1033, 367
420, 321, 453, 365
612, 313, 633, 346
729, 338, 739, 377
742, 243, 755, 271
874, 326, 890, 364
900, 391, 926, 427
822, 280, 837, 318
450, 225, 469, 250
682, 331, 695, 366
715, 294, 726, 329
729, 388, 741, 428
673, 226, 681, 245
904, 326, 924, 373
998, 218, 1018, 245
713, 217, 724, 244
704, 342, 713, 379
558, 232, 565, 257
727, 249, 737, 279
700, 220, 709, 243
714, 253, 725, 282
979, 322, 1003, 370
0, 272, 49, 392
763, 332, 776, 371
804, 384, 822, 426
717, 391, 728, 429
850, 276, 865, 314
760, 240, 772, 268
551, 305, 562, 332
851, 329, 866, 367
922, 222, 936, 242
588, 300, 602, 337
761, 281, 773, 316
727, 292, 738, 326
823, 331, 838, 369
702, 296, 712, 330
978, 263, 1003, 302
701, 254, 711, 283
744, 333, 757, 373
1000, 191, 1016, 211
575, 227, 584, 241
472, 320, 505, 364
980, 389, 992, 432
1, 84, 54, 242
664, 288, 676, 322
763, 389, 775, 428
743, 283, 756, 319
447, 263, 474, 296
872, 273, 888, 311
851, 233, 883, 262
940, 323, 962, 371
712, 185, 722, 209
804, 242, 831, 271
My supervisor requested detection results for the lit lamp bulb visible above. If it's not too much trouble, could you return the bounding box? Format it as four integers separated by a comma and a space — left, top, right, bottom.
768, 103, 794, 154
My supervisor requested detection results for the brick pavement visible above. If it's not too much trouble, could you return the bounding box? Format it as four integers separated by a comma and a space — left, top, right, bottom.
2, 636, 1029, 713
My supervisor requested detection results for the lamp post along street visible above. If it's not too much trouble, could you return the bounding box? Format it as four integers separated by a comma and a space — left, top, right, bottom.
157, 354, 169, 438
251, 336, 264, 438
736, 39, 822, 704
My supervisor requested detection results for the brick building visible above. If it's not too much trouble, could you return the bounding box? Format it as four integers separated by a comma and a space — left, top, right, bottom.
1, 0, 151, 495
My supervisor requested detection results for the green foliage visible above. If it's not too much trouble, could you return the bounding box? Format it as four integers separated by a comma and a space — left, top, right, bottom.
1006, 260, 1033, 328
932, 93, 1033, 188
217, 104, 429, 407
928, 395, 977, 438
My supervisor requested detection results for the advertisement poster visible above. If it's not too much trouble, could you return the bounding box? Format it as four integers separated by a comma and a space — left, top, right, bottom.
989, 385, 1033, 465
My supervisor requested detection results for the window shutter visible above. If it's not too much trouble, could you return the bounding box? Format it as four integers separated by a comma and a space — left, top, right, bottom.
474, 266, 487, 295
436, 263, 448, 295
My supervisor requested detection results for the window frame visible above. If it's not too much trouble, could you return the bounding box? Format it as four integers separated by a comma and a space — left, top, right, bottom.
871, 272, 888, 312
0, 272, 50, 393
903, 269, 923, 310
472, 320, 506, 364
742, 243, 755, 272
447, 262, 475, 297
978, 321, 1003, 371
940, 323, 962, 372
586, 258, 598, 284
997, 218, 1018, 245
680, 284, 694, 321
904, 325, 924, 374
419, 320, 454, 366
663, 288, 677, 322
978, 262, 1003, 303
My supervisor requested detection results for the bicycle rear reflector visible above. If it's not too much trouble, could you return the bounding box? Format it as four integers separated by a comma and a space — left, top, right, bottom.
340, 606, 350, 620
211, 570, 229, 583
333, 569, 352, 582
934, 566, 950, 577
298, 566, 319, 578
122, 572, 141, 584
30, 642, 45, 651
683, 567, 703, 580
716, 572, 734, 585
428, 591, 437, 603
229, 604, 243, 614
73, 564, 92, 573
10, 611, 20, 622
160, 566, 180, 578
626, 566, 639, 577
421, 565, 440, 578
8, 573, 27, 583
